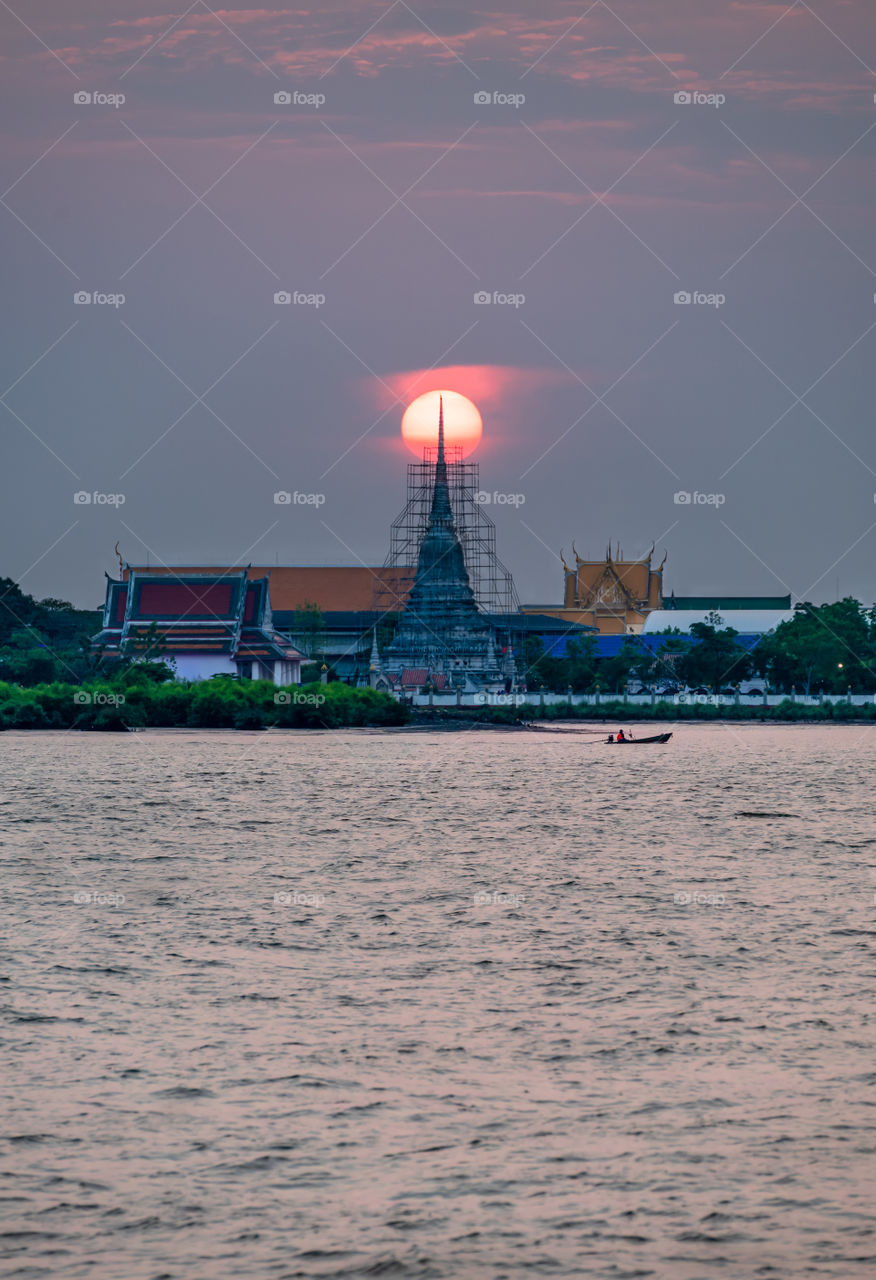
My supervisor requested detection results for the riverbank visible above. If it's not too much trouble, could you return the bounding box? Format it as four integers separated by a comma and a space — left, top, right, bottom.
0, 679, 408, 730
412, 699, 876, 725
3, 679, 875, 730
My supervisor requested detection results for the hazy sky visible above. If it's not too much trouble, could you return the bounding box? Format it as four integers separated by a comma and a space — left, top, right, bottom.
2, 0, 875, 608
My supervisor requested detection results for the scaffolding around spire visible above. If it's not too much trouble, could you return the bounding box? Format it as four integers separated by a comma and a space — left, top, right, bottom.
373, 443, 518, 620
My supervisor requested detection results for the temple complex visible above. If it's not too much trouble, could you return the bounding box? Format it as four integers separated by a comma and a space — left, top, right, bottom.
522, 543, 665, 635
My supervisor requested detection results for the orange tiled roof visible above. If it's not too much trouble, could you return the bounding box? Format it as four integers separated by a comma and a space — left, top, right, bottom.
123, 566, 411, 612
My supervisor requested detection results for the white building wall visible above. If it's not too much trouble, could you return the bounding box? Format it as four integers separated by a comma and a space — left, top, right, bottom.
171, 654, 237, 682
643, 609, 794, 634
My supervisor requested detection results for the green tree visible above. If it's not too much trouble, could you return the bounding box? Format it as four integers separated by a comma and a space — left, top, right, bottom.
599, 638, 646, 693
0, 578, 41, 645
292, 601, 326, 660
678, 620, 751, 693
564, 634, 598, 691
755, 599, 875, 693
649, 630, 691, 688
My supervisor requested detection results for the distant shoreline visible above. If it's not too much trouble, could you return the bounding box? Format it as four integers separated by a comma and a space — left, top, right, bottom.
3, 677, 875, 731
411, 701, 876, 727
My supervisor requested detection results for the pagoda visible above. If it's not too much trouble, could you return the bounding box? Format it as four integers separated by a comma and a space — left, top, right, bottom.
384, 398, 504, 690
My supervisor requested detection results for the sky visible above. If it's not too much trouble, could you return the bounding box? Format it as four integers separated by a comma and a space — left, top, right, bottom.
1, 0, 875, 609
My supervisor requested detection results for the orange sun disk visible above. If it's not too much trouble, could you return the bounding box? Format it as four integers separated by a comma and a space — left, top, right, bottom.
401, 389, 483, 458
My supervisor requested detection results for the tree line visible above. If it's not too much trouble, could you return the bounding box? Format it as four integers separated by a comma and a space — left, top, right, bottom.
519, 602, 876, 695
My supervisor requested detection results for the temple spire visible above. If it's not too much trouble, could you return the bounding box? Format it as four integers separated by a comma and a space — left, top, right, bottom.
386, 389, 498, 683
430, 395, 452, 523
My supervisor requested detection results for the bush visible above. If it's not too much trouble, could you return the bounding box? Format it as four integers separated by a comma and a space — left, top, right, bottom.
271, 682, 408, 728
233, 703, 267, 730
12, 700, 51, 728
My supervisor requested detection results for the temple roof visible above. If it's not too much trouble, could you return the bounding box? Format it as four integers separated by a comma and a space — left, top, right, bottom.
93, 570, 303, 662
121, 565, 410, 612
400, 669, 447, 689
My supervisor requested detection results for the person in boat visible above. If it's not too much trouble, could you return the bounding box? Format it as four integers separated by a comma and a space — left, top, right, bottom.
616, 729, 625, 741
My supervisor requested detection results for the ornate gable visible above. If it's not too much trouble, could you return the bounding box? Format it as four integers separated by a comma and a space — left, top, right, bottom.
577, 564, 637, 611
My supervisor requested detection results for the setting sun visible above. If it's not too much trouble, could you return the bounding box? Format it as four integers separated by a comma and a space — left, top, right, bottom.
401, 389, 483, 458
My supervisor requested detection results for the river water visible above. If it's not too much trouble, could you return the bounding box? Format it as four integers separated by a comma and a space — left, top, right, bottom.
2, 724, 875, 1279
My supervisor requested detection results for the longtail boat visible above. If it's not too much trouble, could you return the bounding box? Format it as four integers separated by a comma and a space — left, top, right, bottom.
605, 731, 672, 745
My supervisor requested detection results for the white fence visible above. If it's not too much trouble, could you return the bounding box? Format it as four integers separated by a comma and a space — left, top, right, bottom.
408, 690, 876, 709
